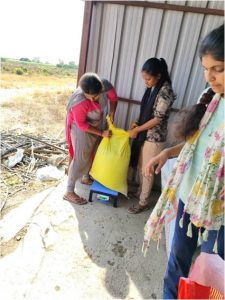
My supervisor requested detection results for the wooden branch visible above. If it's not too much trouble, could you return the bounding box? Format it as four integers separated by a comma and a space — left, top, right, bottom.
32, 153, 49, 159
34, 149, 63, 155
21, 134, 67, 153
8, 187, 24, 196
1, 142, 31, 158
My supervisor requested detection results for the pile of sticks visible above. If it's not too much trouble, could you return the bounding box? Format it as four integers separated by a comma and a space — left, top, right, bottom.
0, 131, 69, 210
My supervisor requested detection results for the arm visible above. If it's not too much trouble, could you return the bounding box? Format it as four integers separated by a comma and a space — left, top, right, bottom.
130, 121, 139, 130
163, 142, 185, 158
72, 102, 111, 138
136, 117, 160, 132
128, 118, 160, 138
189, 253, 224, 296
86, 126, 112, 138
109, 100, 117, 122
145, 142, 185, 177
106, 87, 118, 122
129, 88, 173, 138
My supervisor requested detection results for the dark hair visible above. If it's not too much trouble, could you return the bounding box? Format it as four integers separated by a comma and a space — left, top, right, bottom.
79, 73, 103, 94
199, 24, 224, 62
175, 24, 224, 140
173, 88, 215, 140
142, 57, 172, 85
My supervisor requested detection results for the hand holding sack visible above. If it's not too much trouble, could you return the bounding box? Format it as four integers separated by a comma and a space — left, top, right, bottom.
90, 116, 131, 196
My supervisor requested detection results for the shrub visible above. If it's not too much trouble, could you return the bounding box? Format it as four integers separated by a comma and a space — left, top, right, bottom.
43, 68, 51, 75
20, 58, 31, 62
56, 64, 63, 68
15, 68, 24, 75
3, 66, 10, 72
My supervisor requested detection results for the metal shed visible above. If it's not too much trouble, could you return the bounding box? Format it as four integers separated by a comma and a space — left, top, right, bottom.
78, 0, 224, 129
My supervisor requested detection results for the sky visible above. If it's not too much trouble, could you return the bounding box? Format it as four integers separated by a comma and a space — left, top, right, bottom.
1, 0, 84, 64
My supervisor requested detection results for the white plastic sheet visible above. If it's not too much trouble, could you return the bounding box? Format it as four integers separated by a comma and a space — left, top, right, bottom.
8, 148, 24, 168
36, 165, 64, 181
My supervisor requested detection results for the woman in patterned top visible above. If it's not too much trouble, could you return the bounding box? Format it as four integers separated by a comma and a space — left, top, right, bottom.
63, 73, 117, 204
144, 24, 224, 299
128, 58, 176, 214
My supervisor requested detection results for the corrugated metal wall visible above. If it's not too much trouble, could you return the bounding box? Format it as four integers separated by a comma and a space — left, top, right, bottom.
85, 1, 224, 129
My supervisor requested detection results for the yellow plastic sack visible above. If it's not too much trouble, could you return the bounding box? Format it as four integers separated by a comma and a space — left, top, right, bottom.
90, 116, 131, 196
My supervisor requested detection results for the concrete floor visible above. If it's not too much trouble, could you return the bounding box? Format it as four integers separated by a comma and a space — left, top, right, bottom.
1, 179, 168, 300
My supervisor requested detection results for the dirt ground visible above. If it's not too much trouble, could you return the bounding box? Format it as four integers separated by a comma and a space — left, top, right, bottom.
0, 86, 74, 137
0, 82, 75, 212
0, 75, 168, 299
0, 81, 76, 257
1, 180, 167, 300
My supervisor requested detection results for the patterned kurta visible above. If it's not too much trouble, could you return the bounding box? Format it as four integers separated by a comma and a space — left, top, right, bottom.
146, 81, 176, 143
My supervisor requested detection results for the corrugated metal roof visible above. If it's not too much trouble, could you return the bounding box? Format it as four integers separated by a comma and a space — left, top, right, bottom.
186, 1, 208, 7
112, 6, 145, 128
171, 12, 206, 108
85, 1, 223, 129
208, 0, 224, 9
131, 7, 164, 99
167, 1, 186, 4
86, 3, 103, 72
184, 14, 224, 106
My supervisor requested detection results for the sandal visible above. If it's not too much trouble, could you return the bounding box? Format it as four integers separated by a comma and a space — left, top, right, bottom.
63, 192, 88, 205
128, 204, 150, 214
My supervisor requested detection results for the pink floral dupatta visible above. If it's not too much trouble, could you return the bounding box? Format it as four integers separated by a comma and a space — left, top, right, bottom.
143, 93, 224, 255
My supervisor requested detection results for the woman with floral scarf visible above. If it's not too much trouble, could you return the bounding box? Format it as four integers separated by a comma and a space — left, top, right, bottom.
143, 24, 224, 299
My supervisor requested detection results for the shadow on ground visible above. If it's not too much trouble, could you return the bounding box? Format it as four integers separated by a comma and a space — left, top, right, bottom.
71, 180, 167, 299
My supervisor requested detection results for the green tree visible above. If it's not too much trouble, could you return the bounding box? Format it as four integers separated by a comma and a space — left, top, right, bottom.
20, 58, 31, 62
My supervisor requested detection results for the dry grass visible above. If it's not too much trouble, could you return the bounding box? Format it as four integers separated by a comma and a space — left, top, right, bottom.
1, 73, 77, 89
0, 85, 73, 217
0, 88, 73, 138
0, 69, 75, 236
0, 86, 73, 226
